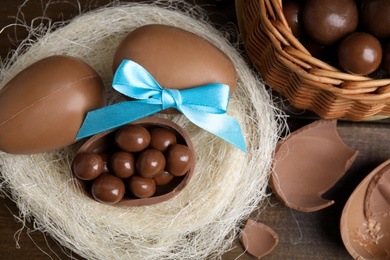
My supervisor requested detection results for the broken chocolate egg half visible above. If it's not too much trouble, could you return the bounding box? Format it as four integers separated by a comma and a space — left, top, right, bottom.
270, 120, 358, 212
71, 117, 195, 207
340, 158, 390, 259
240, 219, 279, 259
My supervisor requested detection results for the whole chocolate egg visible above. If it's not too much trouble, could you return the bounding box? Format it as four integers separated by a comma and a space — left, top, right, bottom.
338, 32, 382, 75
113, 24, 236, 98
361, 0, 390, 39
0, 55, 106, 154
283, 0, 304, 38
303, 0, 358, 45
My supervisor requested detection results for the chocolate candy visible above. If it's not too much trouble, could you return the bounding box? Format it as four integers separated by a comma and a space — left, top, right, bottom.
166, 144, 193, 177
72, 152, 104, 180
127, 175, 156, 198
110, 151, 135, 178
338, 32, 382, 75
115, 125, 151, 152
136, 149, 166, 178
91, 174, 125, 204
153, 170, 175, 186
302, 0, 358, 45
283, 0, 303, 38
361, 0, 390, 39
149, 127, 177, 152
72, 121, 194, 204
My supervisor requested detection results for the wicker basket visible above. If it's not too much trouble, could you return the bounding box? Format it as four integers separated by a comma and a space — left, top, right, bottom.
238, 0, 390, 121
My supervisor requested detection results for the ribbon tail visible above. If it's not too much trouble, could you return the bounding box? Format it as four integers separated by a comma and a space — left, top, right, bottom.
180, 107, 247, 152
76, 101, 162, 140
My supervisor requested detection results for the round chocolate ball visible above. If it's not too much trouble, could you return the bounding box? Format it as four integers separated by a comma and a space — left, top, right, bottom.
283, 0, 304, 38
72, 152, 104, 180
115, 125, 151, 153
338, 32, 382, 75
153, 170, 175, 186
127, 175, 156, 198
166, 144, 193, 177
91, 174, 125, 204
361, 0, 390, 39
136, 149, 166, 178
110, 151, 135, 178
303, 0, 358, 45
149, 127, 177, 152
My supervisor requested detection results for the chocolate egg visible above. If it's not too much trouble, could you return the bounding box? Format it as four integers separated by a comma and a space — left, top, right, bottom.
72, 152, 104, 180
0, 55, 106, 154
109, 151, 135, 178
303, 0, 358, 45
91, 174, 125, 204
127, 175, 156, 198
338, 32, 382, 75
361, 0, 390, 39
113, 24, 236, 98
149, 127, 177, 152
115, 125, 151, 152
283, 0, 303, 38
166, 144, 193, 177
136, 149, 166, 178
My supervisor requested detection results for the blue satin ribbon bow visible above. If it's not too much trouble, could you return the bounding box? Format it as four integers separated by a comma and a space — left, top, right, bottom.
76, 60, 247, 152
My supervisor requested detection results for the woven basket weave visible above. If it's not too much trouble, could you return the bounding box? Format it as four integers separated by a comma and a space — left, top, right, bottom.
239, 0, 390, 121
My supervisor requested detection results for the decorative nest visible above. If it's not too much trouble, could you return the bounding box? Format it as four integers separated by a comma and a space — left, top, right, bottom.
0, 1, 282, 259
240, 0, 390, 121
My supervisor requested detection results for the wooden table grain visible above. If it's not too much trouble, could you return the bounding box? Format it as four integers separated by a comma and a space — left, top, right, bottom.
1, 1, 389, 259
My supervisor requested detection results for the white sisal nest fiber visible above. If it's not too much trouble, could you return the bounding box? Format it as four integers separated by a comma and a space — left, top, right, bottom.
0, 1, 280, 259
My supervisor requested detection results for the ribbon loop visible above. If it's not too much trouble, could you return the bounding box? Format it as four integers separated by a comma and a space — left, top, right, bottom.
76, 60, 247, 152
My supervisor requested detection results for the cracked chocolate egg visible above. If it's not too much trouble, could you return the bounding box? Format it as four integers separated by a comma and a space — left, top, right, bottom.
72, 117, 195, 207
340, 159, 390, 259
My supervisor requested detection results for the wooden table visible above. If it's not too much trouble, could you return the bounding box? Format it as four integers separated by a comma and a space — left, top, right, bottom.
0, 1, 389, 259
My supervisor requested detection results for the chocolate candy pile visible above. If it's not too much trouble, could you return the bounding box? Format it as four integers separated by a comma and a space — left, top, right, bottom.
72, 124, 193, 204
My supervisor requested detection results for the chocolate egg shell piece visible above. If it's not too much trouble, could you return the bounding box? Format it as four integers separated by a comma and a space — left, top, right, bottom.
271, 120, 358, 212
0, 55, 106, 154
240, 219, 279, 259
340, 159, 390, 259
72, 117, 195, 207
